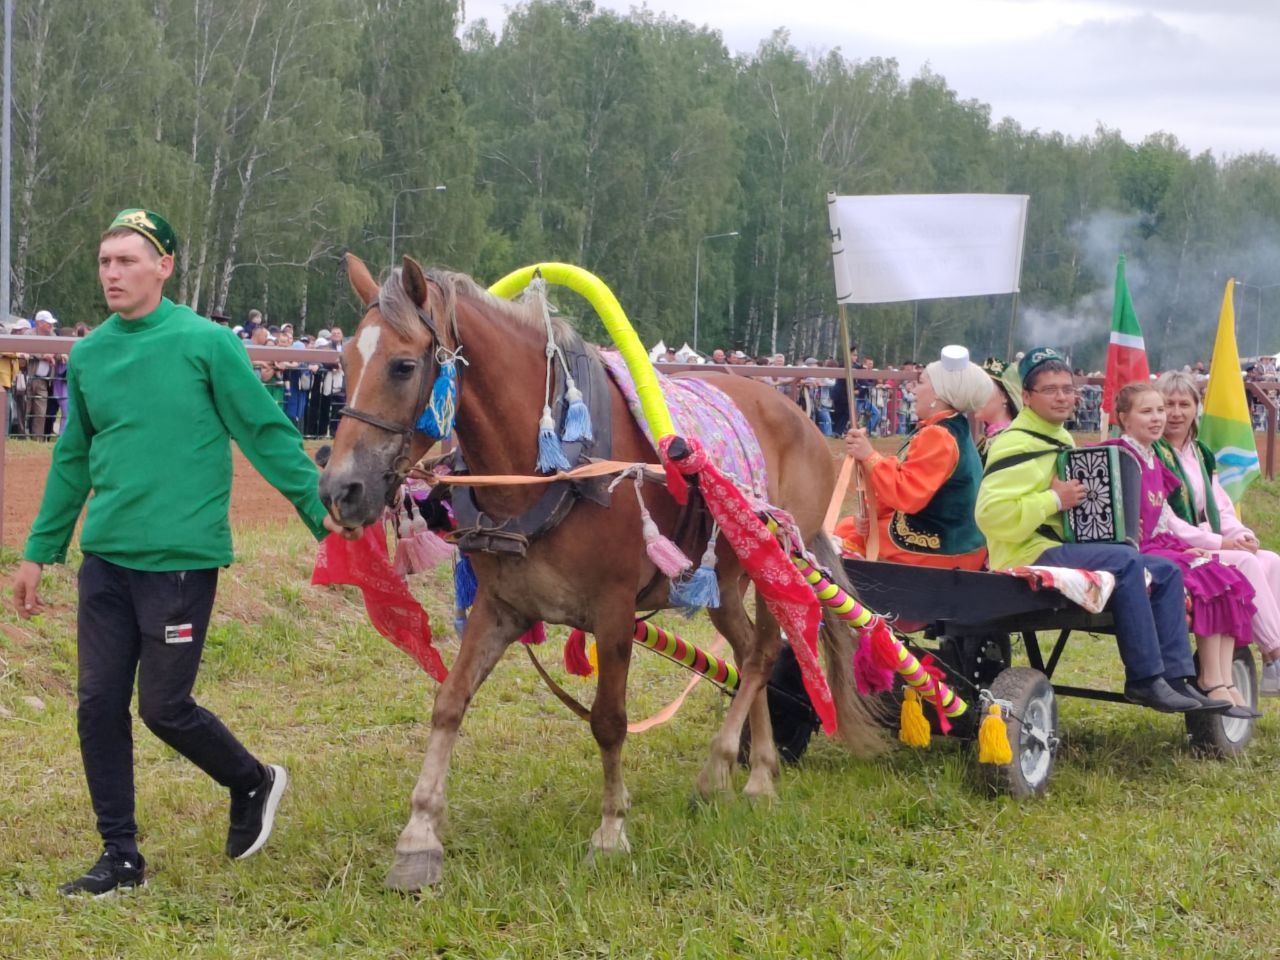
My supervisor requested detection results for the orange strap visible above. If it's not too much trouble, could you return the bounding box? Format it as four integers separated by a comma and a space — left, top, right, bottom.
525, 633, 731, 734
414, 459, 664, 487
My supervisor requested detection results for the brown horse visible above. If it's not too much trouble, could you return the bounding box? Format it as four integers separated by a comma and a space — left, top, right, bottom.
320, 254, 883, 891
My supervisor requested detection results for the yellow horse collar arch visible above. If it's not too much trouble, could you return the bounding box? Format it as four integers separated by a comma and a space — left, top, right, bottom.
488, 263, 676, 442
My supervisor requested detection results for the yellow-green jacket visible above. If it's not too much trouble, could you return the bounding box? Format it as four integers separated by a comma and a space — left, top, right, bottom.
975, 408, 1072, 569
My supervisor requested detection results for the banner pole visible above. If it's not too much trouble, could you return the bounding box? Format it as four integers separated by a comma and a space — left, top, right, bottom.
1006, 290, 1019, 359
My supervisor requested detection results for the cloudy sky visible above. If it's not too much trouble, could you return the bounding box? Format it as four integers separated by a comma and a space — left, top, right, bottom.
460, 0, 1280, 158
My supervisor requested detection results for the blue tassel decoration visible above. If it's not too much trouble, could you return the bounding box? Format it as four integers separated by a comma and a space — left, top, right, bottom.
415, 359, 459, 439
454, 554, 478, 610
536, 406, 571, 473
561, 380, 593, 443
669, 537, 721, 614
454, 610, 468, 639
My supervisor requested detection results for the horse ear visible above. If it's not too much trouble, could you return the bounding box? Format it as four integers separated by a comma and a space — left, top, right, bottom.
401, 255, 430, 309
346, 253, 380, 306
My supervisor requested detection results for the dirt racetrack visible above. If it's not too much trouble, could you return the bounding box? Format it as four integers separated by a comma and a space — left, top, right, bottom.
1, 440, 310, 548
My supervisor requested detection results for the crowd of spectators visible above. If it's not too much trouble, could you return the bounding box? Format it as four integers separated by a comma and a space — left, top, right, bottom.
0, 311, 91, 439
212, 311, 348, 439
2, 312, 1276, 443
664, 344, 1280, 439
1, 307, 351, 440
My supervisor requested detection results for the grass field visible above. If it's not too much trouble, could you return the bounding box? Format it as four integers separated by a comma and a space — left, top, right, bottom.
2, 478, 1280, 958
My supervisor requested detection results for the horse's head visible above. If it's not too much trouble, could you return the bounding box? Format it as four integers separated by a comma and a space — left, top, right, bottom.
319, 253, 449, 529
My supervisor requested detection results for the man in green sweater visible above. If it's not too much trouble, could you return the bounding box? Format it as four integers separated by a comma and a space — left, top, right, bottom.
11, 209, 348, 897
976, 347, 1224, 716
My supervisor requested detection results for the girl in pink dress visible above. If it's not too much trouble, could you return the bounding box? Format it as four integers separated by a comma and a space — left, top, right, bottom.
1108, 383, 1258, 718
1155, 370, 1280, 696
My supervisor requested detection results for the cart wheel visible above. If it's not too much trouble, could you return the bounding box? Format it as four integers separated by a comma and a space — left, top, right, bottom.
739, 646, 819, 767
981, 667, 1057, 798
1186, 645, 1257, 758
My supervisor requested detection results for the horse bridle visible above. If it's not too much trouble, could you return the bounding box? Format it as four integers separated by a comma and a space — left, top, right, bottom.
339, 296, 459, 496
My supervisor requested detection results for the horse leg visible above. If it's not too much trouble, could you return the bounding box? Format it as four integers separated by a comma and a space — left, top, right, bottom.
386, 595, 521, 892
742, 603, 783, 800
696, 591, 780, 801
586, 606, 636, 861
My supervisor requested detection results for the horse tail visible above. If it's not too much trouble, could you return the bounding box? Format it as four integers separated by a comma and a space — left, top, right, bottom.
808, 533, 891, 758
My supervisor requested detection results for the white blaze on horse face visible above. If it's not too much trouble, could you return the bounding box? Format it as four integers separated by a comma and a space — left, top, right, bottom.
346, 322, 382, 410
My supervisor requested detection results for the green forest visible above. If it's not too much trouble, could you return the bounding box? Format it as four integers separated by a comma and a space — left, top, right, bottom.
10, 0, 1280, 368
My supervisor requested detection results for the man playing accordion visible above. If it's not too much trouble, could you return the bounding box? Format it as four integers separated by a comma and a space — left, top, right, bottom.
975, 347, 1228, 715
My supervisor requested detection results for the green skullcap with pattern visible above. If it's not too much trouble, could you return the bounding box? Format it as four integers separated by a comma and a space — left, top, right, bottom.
108, 208, 177, 257
1017, 346, 1069, 385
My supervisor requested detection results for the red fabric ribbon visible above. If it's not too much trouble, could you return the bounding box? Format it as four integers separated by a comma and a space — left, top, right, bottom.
312, 526, 448, 682
659, 435, 834, 734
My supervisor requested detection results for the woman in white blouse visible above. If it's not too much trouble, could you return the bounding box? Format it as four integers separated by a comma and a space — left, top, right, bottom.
1155, 370, 1280, 695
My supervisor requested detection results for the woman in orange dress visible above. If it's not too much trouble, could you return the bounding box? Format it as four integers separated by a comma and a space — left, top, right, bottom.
836, 345, 992, 570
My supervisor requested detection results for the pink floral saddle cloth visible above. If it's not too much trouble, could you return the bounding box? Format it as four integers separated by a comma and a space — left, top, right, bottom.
600, 350, 767, 499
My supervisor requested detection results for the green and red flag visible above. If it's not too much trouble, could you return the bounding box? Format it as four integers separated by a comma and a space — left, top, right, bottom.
1200, 278, 1261, 502
1102, 255, 1151, 414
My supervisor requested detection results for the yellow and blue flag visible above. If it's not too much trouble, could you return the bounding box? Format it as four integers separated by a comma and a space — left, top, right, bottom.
1200, 278, 1260, 501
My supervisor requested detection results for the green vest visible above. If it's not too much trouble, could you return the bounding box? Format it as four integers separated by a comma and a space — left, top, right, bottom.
888, 413, 985, 557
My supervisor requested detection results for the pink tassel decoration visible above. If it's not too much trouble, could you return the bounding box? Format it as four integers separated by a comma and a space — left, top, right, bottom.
607, 465, 691, 578
639, 507, 691, 578
412, 522, 456, 569
519, 621, 547, 646
414, 531, 455, 567
853, 624, 896, 696
564, 628, 594, 676
393, 519, 415, 578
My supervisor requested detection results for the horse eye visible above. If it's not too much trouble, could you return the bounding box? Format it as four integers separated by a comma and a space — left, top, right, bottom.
390, 359, 418, 380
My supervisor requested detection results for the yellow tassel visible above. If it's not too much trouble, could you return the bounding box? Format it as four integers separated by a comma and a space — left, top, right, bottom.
978, 703, 1013, 765
898, 687, 931, 749
586, 640, 598, 675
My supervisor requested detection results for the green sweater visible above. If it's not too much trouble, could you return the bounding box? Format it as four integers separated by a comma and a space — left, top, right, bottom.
23, 298, 329, 571
974, 408, 1071, 569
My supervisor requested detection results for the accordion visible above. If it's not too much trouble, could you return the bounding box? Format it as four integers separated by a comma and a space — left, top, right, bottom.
1057, 446, 1142, 546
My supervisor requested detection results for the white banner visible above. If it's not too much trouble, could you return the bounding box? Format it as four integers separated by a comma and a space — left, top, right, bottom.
828, 193, 1029, 304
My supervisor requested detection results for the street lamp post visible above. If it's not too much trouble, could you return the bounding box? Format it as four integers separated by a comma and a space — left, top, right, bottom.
1235, 280, 1280, 357
390, 184, 447, 263
693, 230, 739, 353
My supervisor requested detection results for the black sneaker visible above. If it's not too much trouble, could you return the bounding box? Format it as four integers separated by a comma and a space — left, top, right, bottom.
57, 849, 146, 898
226, 764, 288, 860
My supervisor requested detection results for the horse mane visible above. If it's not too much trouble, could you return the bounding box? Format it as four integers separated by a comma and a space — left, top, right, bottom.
373, 266, 572, 345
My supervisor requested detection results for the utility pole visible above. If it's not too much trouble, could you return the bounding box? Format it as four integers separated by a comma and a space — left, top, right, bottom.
2, 0, 12, 327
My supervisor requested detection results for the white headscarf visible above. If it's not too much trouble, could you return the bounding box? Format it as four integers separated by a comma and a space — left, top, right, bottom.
926, 345, 993, 415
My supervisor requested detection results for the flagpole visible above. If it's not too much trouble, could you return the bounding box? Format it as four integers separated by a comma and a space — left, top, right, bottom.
1006, 291, 1019, 359
825, 189, 866, 539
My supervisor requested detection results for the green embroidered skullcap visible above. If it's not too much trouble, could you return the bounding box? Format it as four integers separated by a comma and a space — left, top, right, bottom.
108, 208, 177, 257
1017, 346, 1068, 385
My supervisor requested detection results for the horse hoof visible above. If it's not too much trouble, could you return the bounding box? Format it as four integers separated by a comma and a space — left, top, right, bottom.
585, 827, 631, 865
385, 849, 443, 892
743, 769, 778, 802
